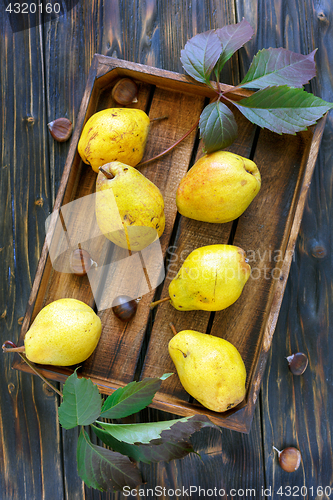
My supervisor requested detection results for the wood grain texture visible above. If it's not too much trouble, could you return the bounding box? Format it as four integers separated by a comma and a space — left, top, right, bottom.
1, 0, 332, 498
236, 0, 333, 490
0, 12, 64, 500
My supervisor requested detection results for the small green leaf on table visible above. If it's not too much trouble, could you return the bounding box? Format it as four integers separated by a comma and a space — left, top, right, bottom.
77, 428, 142, 492
58, 370, 102, 429
100, 373, 173, 419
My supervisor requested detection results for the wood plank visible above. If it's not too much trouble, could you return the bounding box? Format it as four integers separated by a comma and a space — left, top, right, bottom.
0, 14, 64, 500
237, 0, 333, 488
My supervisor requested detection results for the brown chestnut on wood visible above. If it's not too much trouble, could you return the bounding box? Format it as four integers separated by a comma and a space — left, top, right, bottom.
273, 446, 301, 472
286, 352, 308, 375
48, 117, 73, 142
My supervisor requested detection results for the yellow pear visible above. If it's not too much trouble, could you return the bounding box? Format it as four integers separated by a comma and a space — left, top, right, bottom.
95, 162, 165, 251
176, 151, 261, 223
78, 108, 150, 172
169, 329, 246, 412
168, 244, 250, 311
24, 298, 102, 366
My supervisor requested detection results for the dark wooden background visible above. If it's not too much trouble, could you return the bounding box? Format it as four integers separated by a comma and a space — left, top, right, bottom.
1, 1, 333, 499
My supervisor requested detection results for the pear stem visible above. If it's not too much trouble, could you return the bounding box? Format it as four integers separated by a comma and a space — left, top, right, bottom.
2, 345, 25, 353
149, 296, 170, 309
137, 117, 200, 168
2, 340, 63, 398
99, 166, 114, 179
169, 323, 178, 336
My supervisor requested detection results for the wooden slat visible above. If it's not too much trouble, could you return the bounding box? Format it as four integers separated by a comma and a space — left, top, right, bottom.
237, 0, 333, 486
0, 16, 64, 500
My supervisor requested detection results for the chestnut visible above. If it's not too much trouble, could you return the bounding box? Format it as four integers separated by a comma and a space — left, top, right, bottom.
112, 295, 141, 322
112, 78, 138, 105
48, 117, 73, 142
286, 352, 308, 375
273, 446, 301, 472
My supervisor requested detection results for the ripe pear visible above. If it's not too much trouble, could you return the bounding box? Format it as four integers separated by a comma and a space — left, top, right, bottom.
168, 244, 250, 311
78, 108, 150, 172
169, 330, 246, 412
95, 161, 165, 251
24, 298, 102, 366
176, 151, 261, 223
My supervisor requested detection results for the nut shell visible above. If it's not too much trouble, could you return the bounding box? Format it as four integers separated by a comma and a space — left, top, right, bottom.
278, 447, 301, 472
48, 117, 73, 142
112, 295, 139, 322
287, 352, 308, 375
112, 78, 138, 105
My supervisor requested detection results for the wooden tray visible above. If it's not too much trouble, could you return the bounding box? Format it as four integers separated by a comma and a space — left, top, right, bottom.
13, 55, 326, 433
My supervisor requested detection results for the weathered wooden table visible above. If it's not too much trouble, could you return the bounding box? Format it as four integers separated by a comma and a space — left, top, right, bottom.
1, 1, 332, 499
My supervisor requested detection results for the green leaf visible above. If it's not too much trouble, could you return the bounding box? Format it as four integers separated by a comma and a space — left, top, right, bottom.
77, 428, 142, 492
239, 48, 317, 89
199, 100, 238, 153
214, 19, 254, 76
92, 424, 194, 464
100, 374, 173, 419
58, 370, 102, 430
97, 414, 217, 444
180, 30, 222, 86
231, 85, 333, 134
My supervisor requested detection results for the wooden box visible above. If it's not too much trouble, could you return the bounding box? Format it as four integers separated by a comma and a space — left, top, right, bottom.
13, 56, 326, 433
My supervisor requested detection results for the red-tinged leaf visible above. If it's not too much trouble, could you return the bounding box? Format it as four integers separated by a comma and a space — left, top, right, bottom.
77, 429, 142, 492
180, 30, 222, 86
199, 100, 238, 153
92, 424, 195, 464
214, 18, 254, 75
239, 48, 317, 89
231, 86, 333, 134
97, 414, 217, 445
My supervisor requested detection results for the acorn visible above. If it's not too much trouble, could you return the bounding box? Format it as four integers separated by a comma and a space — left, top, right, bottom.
273, 446, 301, 472
111, 295, 141, 322
286, 352, 308, 375
112, 78, 138, 105
70, 248, 96, 276
47, 117, 73, 142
